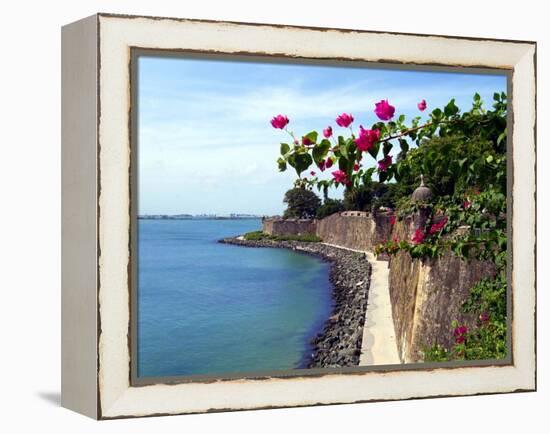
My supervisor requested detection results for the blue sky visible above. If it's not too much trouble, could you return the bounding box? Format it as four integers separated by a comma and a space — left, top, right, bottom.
137, 56, 507, 216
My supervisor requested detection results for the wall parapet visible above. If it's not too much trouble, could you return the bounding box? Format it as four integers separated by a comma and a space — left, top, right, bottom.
262, 217, 317, 237
263, 211, 392, 250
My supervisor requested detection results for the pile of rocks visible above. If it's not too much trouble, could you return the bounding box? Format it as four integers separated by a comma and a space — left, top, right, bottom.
220, 237, 371, 368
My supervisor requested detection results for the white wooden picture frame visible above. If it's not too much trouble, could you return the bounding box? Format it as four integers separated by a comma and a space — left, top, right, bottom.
61, 13, 536, 419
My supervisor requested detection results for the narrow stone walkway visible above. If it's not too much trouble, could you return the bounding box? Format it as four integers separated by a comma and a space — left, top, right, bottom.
359, 252, 400, 365
322, 243, 400, 366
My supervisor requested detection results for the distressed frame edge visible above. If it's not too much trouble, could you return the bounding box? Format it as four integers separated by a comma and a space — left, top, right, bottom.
95, 11, 537, 46
94, 14, 537, 419
61, 13, 100, 420
129, 48, 515, 388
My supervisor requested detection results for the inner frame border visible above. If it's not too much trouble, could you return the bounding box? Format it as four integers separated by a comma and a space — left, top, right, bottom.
128, 48, 515, 387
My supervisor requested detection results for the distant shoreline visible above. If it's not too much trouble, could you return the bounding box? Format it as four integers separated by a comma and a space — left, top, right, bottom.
138, 215, 263, 221
219, 236, 371, 368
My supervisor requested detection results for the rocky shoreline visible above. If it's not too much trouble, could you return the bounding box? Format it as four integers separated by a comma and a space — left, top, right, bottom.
219, 236, 371, 368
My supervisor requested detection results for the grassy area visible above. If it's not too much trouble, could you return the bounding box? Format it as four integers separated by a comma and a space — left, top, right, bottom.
243, 230, 322, 243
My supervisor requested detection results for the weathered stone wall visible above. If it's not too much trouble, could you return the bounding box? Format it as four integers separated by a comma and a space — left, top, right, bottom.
262, 218, 317, 236
263, 212, 392, 247
262, 213, 497, 364
388, 219, 496, 363
315, 212, 392, 251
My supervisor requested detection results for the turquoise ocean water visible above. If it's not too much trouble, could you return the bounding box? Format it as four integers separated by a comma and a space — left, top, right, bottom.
137, 219, 333, 378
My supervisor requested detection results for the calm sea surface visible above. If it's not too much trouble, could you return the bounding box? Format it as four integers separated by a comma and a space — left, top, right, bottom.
137, 219, 333, 378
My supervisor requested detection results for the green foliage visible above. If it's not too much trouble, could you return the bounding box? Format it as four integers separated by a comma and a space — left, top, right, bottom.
424, 276, 507, 362
422, 344, 449, 362
316, 198, 344, 218
462, 276, 507, 323
276, 92, 507, 193
242, 231, 322, 243
287, 153, 313, 177
282, 188, 321, 219
394, 135, 506, 198
273, 92, 509, 363
243, 230, 267, 241
312, 139, 331, 164
341, 180, 405, 211
343, 183, 377, 211
273, 233, 322, 242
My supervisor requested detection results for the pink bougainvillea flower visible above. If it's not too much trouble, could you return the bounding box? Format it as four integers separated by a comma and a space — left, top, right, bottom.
454, 326, 468, 336
454, 325, 468, 344
429, 216, 448, 235
331, 169, 349, 185
270, 114, 289, 129
374, 99, 395, 121
317, 160, 326, 171
390, 215, 396, 226
325, 157, 334, 169
411, 228, 425, 245
293, 139, 299, 145
353, 163, 360, 172
417, 99, 427, 111
323, 126, 333, 138
335, 113, 354, 128
479, 312, 490, 323
310, 171, 316, 177
302, 136, 314, 146
355, 126, 380, 152
463, 200, 471, 209
377, 155, 393, 171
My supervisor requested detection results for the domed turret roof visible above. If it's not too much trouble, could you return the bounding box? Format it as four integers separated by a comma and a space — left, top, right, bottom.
411, 175, 432, 202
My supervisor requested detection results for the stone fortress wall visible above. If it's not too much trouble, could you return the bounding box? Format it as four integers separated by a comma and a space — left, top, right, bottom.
262, 212, 495, 362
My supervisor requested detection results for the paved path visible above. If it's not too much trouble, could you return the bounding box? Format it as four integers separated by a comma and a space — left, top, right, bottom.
322, 243, 400, 366
359, 252, 400, 365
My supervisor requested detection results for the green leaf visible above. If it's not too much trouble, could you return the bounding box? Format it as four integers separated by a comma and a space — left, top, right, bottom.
431, 108, 443, 120
312, 139, 331, 163
363, 167, 375, 182
367, 141, 380, 159
338, 135, 348, 159
287, 154, 296, 169
383, 141, 393, 156
449, 160, 459, 178
293, 153, 313, 176
444, 99, 459, 117
338, 156, 351, 173
497, 130, 506, 145
398, 138, 409, 154
280, 143, 290, 156
304, 131, 318, 144
277, 158, 287, 172
474, 92, 481, 102
379, 170, 388, 183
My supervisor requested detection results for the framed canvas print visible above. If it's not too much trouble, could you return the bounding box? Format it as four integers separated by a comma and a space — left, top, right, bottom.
61, 13, 536, 419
